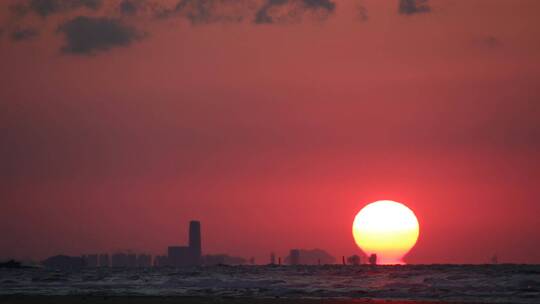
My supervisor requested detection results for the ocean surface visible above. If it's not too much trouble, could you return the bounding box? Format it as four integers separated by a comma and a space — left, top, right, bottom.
1, 265, 539, 303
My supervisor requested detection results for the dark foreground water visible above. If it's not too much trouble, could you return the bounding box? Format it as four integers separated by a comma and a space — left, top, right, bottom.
1, 265, 539, 303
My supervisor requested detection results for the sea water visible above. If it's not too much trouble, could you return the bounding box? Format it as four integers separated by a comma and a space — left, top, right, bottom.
1, 264, 539, 303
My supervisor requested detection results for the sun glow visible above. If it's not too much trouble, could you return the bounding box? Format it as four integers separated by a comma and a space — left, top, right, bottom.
352, 200, 419, 265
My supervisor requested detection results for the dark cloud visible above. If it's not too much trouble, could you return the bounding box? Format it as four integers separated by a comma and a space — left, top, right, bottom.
398, 0, 430, 15
254, 0, 336, 24
118, 0, 169, 17
12, 0, 102, 17
355, 3, 368, 22
174, 0, 249, 25
11, 28, 39, 41
254, 0, 287, 24
303, 0, 335, 10
9, 3, 30, 17
8, 0, 339, 27
57, 16, 141, 55
120, 0, 139, 15
481, 36, 503, 48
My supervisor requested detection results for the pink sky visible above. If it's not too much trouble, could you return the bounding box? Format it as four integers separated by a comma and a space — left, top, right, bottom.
1, 0, 540, 264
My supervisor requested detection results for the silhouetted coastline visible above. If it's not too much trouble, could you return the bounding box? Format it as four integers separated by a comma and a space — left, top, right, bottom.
36, 221, 349, 270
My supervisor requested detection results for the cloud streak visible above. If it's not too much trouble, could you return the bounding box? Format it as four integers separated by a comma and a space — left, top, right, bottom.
11, 28, 39, 41
398, 0, 430, 15
480, 36, 503, 48
58, 16, 141, 54
2, 0, 440, 55
254, 0, 336, 24
11, 0, 102, 17
120, 0, 139, 16
174, 0, 249, 25
355, 2, 368, 22
5, 0, 274, 54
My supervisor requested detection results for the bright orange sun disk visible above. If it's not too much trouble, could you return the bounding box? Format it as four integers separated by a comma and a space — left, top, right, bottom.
352, 200, 419, 265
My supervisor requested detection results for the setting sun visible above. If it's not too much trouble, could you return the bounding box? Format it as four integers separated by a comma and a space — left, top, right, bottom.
352, 200, 420, 265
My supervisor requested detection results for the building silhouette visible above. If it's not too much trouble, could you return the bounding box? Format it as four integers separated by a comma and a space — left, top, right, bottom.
42, 220, 204, 269
127, 254, 137, 268
347, 254, 361, 266
137, 254, 152, 268
112, 253, 128, 267
168, 246, 192, 267
42, 255, 84, 270
82, 254, 98, 267
189, 221, 201, 264
289, 249, 300, 265
368, 253, 377, 265
167, 220, 202, 267
202, 254, 246, 266
153, 255, 168, 267
285, 249, 335, 265
99, 254, 109, 267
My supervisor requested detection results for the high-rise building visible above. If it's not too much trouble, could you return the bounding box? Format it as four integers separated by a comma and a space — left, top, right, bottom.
189, 220, 201, 265
270, 252, 276, 265
166, 220, 203, 267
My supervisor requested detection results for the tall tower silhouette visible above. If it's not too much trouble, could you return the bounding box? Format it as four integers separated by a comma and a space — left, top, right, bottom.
189, 220, 201, 264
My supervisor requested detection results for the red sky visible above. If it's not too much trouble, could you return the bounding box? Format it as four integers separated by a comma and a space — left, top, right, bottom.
1, 0, 540, 264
